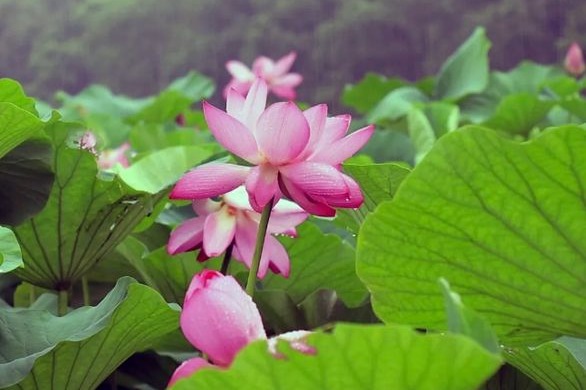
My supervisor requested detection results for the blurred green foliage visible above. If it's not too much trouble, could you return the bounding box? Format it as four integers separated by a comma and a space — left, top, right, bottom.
1, 0, 585, 108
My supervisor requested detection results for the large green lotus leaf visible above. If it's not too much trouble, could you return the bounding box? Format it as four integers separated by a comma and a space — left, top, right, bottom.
0, 103, 45, 159
0, 79, 37, 115
56, 85, 152, 121
367, 86, 429, 124
505, 339, 586, 390
262, 223, 368, 307
0, 277, 178, 389
342, 73, 405, 114
0, 138, 54, 226
482, 93, 554, 136
118, 145, 215, 194
357, 125, 586, 345
129, 71, 214, 124
360, 128, 415, 164
434, 27, 491, 100
117, 236, 213, 304
407, 103, 459, 164
558, 97, 586, 121
461, 62, 562, 123
173, 324, 502, 390
12, 122, 212, 290
0, 102, 54, 226
337, 162, 410, 232
0, 226, 23, 273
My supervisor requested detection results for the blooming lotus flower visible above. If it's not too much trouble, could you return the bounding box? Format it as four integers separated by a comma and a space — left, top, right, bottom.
224, 52, 303, 100
181, 270, 267, 366
167, 357, 211, 387
564, 42, 585, 77
98, 142, 130, 170
171, 79, 374, 217
168, 186, 307, 278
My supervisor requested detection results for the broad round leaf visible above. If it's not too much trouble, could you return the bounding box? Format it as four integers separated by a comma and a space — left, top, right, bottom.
173, 324, 502, 390
0, 226, 23, 273
434, 27, 491, 100
505, 339, 586, 390
0, 277, 178, 389
357, 125, 586, 345
12, 121, 212, 290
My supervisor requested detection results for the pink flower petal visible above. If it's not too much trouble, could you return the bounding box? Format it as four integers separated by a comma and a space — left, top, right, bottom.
252, 56, 274, 76
279, 162, 349, 197
278, 176, 336, 217
203, 102, 260, 163
167, 357, 212, 387
273, 73, 303, 88
298, 104, 328, 160
245, 165, 281, 212
203, 208, 237, 257
192, 199, 221, 216
255, 102, 310, 165
181, 271, 267, 366
167, 217, 205, 254
320, 115, 351, 145
273, 52, 297, 76
234, 217, 270, 278
222, 186, 254, 211
248, 198, 308, 234
223, 79, 253, 99
226, 88, 246, 118
315, 173, 364, 209
170, 163, 249, 200
264, 235, 290, 277
270, 85, 297, 100
310, 125, 374, 165
240, 78, 268, 130
226, 60, 254, 81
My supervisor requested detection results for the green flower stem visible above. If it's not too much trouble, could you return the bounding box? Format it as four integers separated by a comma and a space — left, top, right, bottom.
82, 275, 91, 306
220, 244, 234, 275
58, 289, 68, 316
245, 198, 274, 297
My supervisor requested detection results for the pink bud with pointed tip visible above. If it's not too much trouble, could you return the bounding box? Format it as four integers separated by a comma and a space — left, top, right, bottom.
167, 357, 211, 387
180, 270, 267, 367
564, 42, 585, 77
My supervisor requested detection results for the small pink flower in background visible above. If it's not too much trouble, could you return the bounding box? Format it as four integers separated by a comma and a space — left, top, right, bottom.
167, 357, 211, 387
167, 186, 307, 278
171, 79, 374, 217
78, 131, 97, 154
564, 42, 585, 77
224, 52, 303, 100
180, 270, 267, 367
98, 142, 131, 170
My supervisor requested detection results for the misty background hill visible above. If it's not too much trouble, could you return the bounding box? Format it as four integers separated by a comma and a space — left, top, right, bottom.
1, 0, 584, 109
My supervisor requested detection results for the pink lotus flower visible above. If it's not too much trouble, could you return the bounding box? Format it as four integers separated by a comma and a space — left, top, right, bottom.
167, 357, 211, 387
180, 270, 267, 367
167, 186, 307, 278
98, 142, 131, 170
171, 79, 374, 217
224, 52, 303, 100
564, 42, 585, 76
